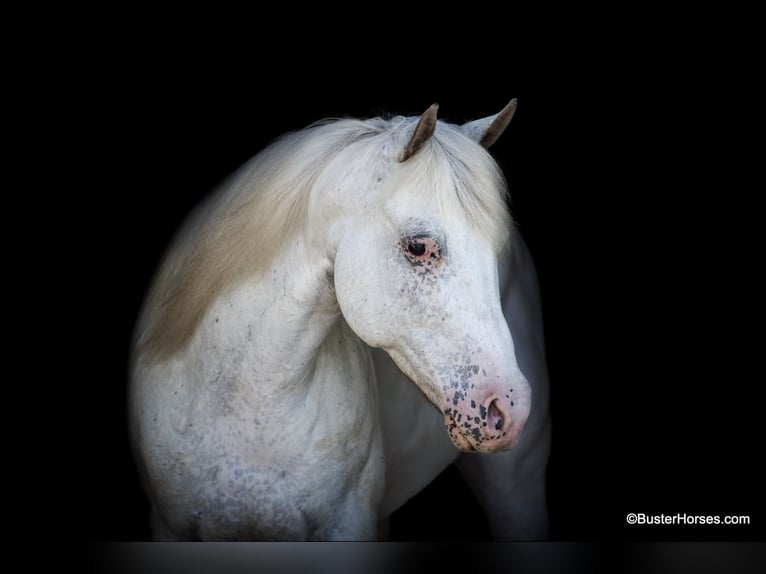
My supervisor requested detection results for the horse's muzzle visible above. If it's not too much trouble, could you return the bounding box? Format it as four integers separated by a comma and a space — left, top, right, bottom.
443, 385, 531, 453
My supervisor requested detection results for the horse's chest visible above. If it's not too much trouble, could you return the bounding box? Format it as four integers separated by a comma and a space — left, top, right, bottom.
137, 321, 385, 539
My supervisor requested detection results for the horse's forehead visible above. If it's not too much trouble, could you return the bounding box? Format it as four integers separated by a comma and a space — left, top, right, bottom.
382, 191, 489, 247
383, 190, 439, 222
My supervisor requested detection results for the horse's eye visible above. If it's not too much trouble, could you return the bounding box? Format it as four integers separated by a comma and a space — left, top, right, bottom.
407, 242, 426, 256
402, 236, 441, 266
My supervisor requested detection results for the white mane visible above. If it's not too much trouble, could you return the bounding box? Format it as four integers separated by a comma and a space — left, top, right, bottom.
135, 114, 512, 361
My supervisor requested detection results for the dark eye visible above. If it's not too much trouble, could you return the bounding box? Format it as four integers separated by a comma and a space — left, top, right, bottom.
407, 242, 426, 256
402, 235, 442, 266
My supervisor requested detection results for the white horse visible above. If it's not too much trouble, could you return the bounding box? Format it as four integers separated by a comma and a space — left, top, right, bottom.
129, 100, 551, 540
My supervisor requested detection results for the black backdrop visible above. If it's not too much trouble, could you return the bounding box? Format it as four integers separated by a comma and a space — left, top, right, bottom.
71, 23, 763, 545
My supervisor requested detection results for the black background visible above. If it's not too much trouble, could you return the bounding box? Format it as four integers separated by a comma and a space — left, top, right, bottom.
62, 13, 763, 545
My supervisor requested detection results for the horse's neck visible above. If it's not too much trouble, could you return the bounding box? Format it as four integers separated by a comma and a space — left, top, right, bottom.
209, 246, 341, 391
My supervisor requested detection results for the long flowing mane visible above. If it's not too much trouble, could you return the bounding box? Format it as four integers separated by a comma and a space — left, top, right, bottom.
134, 114, 512, 362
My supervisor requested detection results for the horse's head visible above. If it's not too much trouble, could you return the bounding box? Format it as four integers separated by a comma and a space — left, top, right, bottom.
333, 101, 531, 453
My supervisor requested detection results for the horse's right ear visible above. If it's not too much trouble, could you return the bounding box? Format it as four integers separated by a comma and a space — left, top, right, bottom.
399, 103, 439, 162
461, 99, 518, 148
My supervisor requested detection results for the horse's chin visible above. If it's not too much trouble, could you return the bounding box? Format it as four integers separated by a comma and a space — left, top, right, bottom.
445, 420, 516, 454
453, 438, 477, 453
445, 422, 478, 453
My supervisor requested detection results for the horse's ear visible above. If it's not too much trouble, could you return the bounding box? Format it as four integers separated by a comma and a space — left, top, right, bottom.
461, 99, 518, 148
399, 103, 439, 162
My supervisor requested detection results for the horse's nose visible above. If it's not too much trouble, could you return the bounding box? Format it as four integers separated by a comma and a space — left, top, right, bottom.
479, 394, 527, 452
486, 396, 510, 435
443, 384, 531, 454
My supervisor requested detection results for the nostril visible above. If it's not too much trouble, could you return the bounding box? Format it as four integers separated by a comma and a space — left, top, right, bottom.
487, 398, 505, 432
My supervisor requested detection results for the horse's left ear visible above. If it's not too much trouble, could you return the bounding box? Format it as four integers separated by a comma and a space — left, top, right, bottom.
461, 99, 518, 148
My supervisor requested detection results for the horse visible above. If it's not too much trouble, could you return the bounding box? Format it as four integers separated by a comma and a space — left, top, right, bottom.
128, 100, 551, 540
